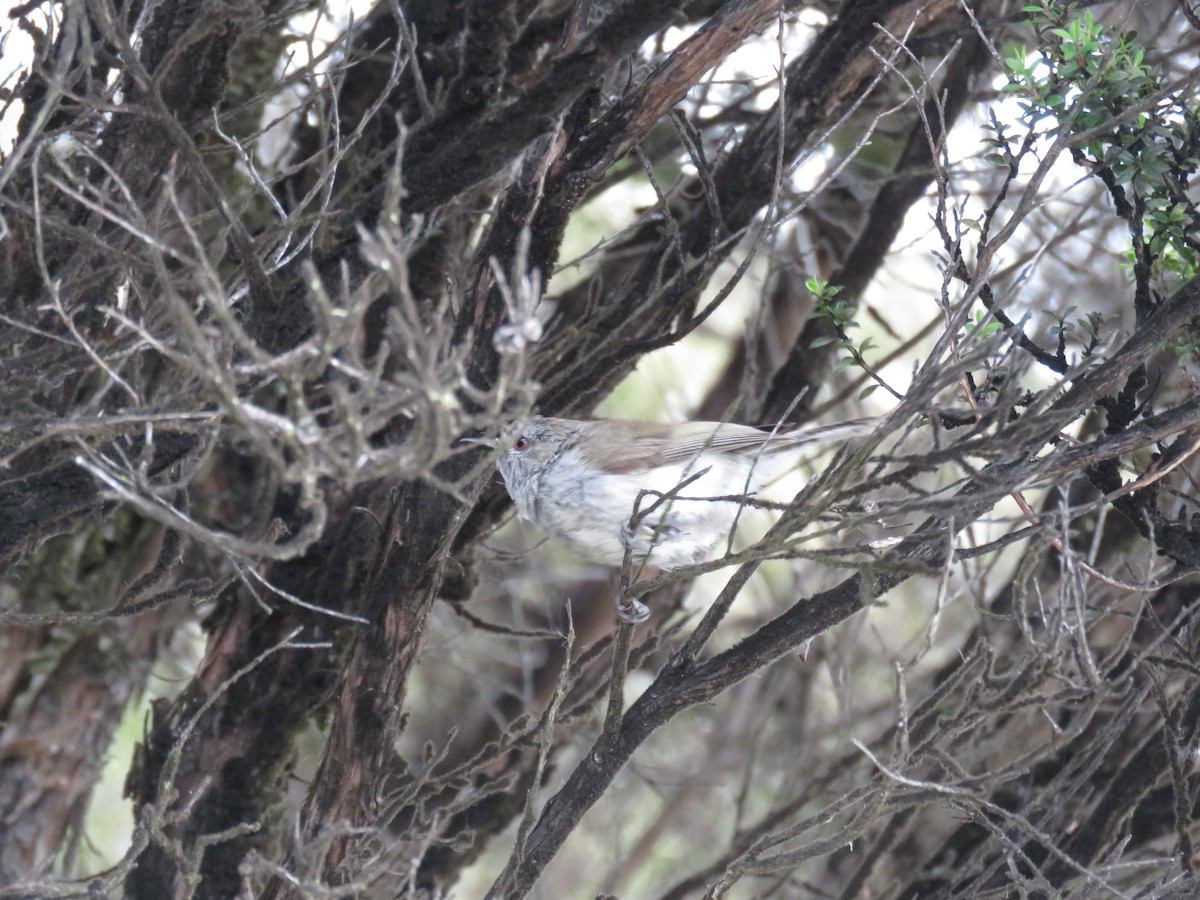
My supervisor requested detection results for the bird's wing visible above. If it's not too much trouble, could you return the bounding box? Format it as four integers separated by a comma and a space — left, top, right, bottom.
579, 420, 769, 473
653, 419, 877, 460
579, 417, 877, 474
656, 422, 776, 461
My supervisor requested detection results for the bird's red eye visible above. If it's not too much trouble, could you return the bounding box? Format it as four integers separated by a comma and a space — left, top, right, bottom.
513, 436, 529, 451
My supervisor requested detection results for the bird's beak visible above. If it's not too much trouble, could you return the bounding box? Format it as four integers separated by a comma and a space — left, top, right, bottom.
461, 435, 499, 449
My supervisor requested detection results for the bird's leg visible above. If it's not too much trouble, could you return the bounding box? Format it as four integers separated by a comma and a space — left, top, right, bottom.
616, 498, 651, 623
614, 471, 708, 624
614, 558, 668, 624
618, 519, 637, 552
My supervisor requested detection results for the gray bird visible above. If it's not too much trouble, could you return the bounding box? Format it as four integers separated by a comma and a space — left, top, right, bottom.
477, 415, 876, 572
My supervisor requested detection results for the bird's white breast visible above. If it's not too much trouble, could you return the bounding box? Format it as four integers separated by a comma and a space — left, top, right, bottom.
532, 449, 766, 569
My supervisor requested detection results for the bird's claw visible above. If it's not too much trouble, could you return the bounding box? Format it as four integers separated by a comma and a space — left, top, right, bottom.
619, 521, 637, 549
615, 594, 650, 624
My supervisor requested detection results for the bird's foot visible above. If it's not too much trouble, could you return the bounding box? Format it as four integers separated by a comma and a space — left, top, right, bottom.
619, 520, 637, 550
615, 594, 650, 624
